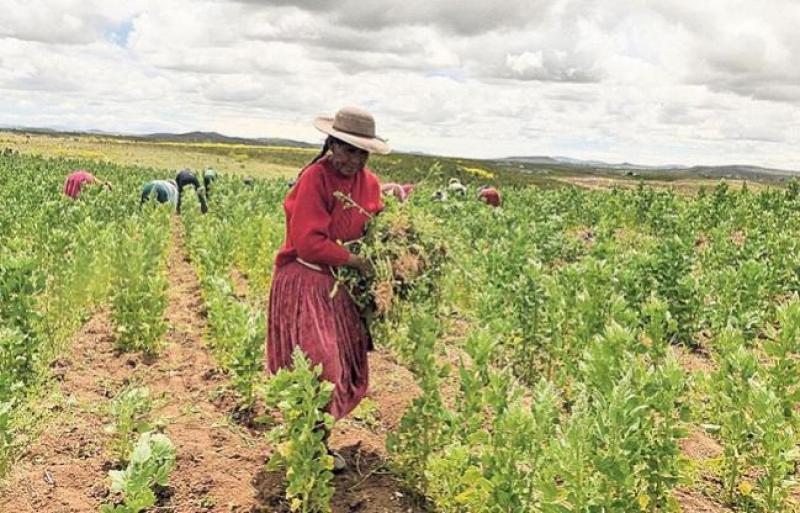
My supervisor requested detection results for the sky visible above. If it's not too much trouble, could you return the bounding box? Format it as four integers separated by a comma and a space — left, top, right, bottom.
1, 1, 799, 169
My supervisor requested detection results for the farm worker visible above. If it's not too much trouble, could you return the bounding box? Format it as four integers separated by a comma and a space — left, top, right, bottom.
448, 177, 467, 197
203, 168, 218, 197
401, 183, 416, 198
381, 182, 407, 202
267, 106, 389, 472
175, 169, 209, 214
63, 169, 111, 199
140, 179, 178, 208
478, 185, 502, 207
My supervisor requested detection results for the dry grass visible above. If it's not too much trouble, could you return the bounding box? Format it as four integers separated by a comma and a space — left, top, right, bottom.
555, 175, 773, 195
0, 131, 307, 179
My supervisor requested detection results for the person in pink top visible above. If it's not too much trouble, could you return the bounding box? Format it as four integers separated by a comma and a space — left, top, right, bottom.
63, 170, 110, 199
477, 185, 502, 207
381, 182, 407, 202
267, 106, 390, 472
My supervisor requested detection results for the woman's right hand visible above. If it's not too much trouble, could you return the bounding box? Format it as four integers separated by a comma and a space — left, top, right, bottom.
346, 254, 372, 275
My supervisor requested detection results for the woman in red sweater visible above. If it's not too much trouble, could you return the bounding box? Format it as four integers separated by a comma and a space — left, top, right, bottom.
478, 185, 502, 207
267, 107, 390, 470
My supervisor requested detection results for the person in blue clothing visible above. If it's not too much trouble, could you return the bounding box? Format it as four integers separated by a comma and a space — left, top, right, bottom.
141, 179, 178, 208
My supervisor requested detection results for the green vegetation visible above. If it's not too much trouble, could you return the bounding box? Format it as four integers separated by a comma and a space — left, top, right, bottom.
101, 432, 177, 513
259, 348, 335, 513
4, 136, 800, 512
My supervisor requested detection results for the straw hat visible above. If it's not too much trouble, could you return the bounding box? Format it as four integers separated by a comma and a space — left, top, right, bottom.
313, 106, 391, 155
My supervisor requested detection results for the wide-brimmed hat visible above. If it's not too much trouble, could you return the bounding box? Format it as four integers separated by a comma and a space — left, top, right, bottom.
313, 106, 391, 155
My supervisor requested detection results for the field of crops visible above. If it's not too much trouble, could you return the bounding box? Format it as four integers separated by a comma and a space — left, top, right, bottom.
3, 146, 800, 513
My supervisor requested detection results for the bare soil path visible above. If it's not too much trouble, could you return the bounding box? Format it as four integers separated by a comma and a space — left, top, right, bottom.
0, 221, 426, 512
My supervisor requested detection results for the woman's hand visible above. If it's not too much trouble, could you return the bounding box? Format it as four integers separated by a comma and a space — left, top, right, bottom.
346, 254, 372, 275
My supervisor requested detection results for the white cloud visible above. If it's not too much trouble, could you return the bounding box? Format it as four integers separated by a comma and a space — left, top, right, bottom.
0, 0, 798, 170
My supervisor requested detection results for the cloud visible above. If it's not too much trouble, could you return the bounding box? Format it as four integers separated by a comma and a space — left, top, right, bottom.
202, 75, 265, 102
0, 0, 139, 45
505, 50, 601, 82
232, 0, 553, 35
0, 0, 799, 170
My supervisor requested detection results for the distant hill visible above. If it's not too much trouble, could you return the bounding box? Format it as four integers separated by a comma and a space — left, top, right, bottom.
501, 156, 799, 182
139, 131, 316, 148
505, 156, 562, 165
680, 165, 800, 181
0, 127, 317, 149
504, 155, 688, 170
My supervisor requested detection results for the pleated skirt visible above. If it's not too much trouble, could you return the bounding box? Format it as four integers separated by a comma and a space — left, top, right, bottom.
266, 261, 369, 419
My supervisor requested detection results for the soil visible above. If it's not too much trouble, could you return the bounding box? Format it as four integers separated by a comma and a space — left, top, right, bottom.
680, 428, 723, 461
0, 221, 424, 513
0, 220, 735, 513
673, 344, 716, 374
673, 488, 732, 513
229, 268, 249, 300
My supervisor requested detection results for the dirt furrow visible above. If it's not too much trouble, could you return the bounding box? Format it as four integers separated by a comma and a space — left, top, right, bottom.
0, 220, 427, 513
147, 223, 268, 513
0, 310, 126, 512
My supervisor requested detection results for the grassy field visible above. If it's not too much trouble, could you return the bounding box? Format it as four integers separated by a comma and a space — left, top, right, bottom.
0, 129, 775, 195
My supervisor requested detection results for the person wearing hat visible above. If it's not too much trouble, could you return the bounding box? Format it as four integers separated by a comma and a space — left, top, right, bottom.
63, 169, 111, 199
478, 185, 502, 207
175, 168, 209, 214
448, 177, 467, 197
267, 106, 390, 472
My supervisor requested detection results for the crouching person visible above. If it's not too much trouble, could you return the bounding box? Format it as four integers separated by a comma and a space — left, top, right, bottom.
478, 185, 502, 207
381, 182, 407, 202
175, 168, 209, 214
141, 179, 178, 209
64, 169, 111, 199
448, 178, 467, 197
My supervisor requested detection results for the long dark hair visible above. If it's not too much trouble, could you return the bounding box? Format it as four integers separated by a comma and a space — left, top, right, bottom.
297, 136, 335, 179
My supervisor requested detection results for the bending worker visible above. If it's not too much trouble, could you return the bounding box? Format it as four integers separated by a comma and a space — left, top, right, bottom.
63, 169, 111, 199
141, 179, 178, 208
176, 168, 209, 214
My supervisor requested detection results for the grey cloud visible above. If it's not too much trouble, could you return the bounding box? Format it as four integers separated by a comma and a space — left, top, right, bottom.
697, 70, 800, 103
232, 0, 553, 35
504, 50, 602, 83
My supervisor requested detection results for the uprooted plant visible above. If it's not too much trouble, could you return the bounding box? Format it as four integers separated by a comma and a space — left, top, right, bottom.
331, 193, 447, 319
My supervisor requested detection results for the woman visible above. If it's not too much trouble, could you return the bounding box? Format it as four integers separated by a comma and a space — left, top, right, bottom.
448, 177, 467, 197
478, 185, 502, 207
267, 106, 390, 471
63, 169, 110, 199
141, 179, 178, 208
381, 182, 407, 202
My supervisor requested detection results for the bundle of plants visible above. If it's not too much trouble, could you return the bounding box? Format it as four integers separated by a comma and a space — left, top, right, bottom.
332, 193, 448, 318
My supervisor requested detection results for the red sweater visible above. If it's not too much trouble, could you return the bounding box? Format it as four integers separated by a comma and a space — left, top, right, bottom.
275, 157, 383, 269
63, 170, 96, 199
478, 187, 502, 207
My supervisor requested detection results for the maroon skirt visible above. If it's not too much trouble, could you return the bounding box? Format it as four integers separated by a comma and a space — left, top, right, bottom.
266, 261, 369, 419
